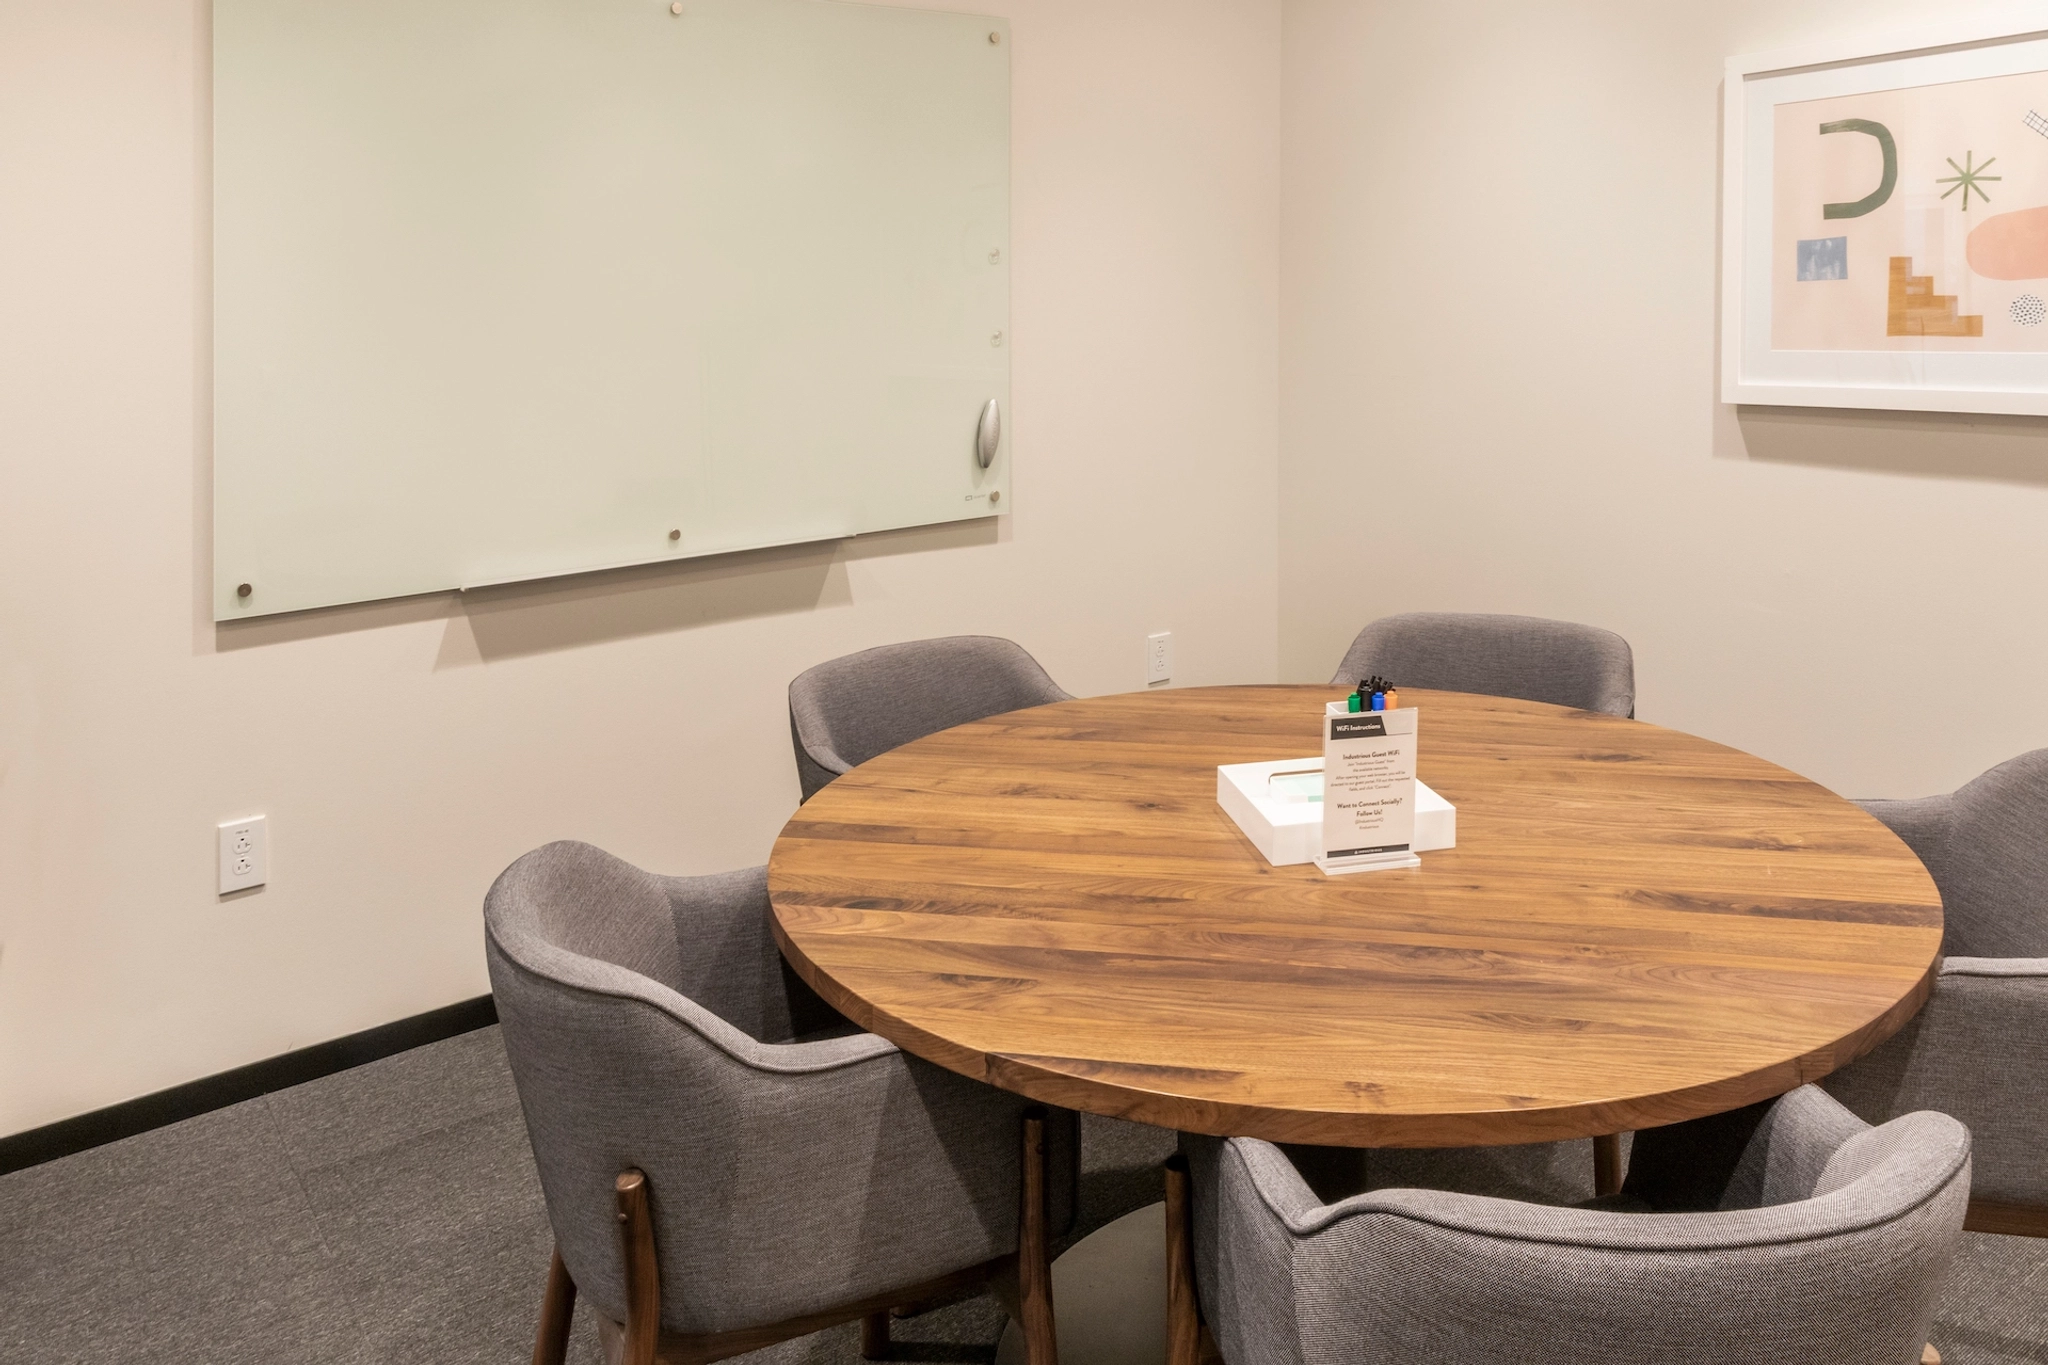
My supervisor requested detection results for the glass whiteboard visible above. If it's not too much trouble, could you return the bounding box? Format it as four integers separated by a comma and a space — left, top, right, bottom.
215, 0, 1009, 619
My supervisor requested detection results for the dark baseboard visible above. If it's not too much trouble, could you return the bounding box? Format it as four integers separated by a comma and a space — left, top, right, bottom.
0, 994, 498, 1177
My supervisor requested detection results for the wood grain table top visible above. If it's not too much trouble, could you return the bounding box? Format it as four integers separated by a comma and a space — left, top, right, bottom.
766, 686, 1943, 1147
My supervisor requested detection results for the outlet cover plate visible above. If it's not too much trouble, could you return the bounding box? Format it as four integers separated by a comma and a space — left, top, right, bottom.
218, 816, 268, 894
1146, 631, 1172, 685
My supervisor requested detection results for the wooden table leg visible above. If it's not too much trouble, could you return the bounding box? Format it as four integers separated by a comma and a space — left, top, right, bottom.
1018, 1109, 1059, 1365
1593, 1132, 1624, 1198
860, 1309, 891, 1360
1164, 1154, 1200, 1365
1922, 1345, 1942, 1364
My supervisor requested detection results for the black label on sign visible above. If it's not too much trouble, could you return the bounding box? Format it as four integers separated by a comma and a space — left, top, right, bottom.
1330, 716, 1387, 739
1326, 844, 1412, 858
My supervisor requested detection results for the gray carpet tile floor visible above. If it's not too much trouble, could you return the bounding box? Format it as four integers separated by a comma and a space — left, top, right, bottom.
1, 1026, 2041, 1364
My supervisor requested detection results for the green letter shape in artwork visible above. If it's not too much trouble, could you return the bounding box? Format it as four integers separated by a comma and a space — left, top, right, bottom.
1819, 119, 1898, 219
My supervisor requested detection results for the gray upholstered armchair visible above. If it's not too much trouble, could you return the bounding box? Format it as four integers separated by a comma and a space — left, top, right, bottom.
788, 636, 1070, 801
485, 840, 1077, 1365
1170, 1086, 1969, 1365
1826, 747, 2048, 1238
1330, 611, 1636, 717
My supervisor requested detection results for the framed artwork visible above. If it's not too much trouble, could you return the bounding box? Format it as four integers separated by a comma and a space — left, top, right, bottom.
1724, 19, 2048, 414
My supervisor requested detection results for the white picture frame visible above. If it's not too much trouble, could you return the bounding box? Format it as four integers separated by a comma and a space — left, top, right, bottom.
1723, 14, 2048, 414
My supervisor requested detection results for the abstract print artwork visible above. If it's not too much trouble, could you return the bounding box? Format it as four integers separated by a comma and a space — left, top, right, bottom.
1727, 24, 2048, 413
1772, 69, 2048, 350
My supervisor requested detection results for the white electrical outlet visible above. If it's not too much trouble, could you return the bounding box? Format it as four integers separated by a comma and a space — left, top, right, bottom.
1146, 631, 1173, 686
218, 816, 268, 894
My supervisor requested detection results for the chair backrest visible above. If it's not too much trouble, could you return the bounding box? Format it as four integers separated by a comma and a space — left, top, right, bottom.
483, 840, 896, 1334
1863, 748, 2048, 958
788, 635, 1070, 800
1190, 1086, 1969, 1365
1329, 611, 1635, 717
1944, 748, 2048, 957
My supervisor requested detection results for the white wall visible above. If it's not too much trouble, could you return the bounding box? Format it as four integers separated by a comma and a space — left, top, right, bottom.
1280, 0, 2048, 799
0, 0, 1282, 1136
30, 0, 2034, 1143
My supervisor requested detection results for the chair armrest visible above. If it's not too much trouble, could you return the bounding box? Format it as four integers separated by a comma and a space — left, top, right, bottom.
663, 1032, 1071, 1332
1187, 1109, 1963, 1365
1939, 955, 2048, 978
1278, 1170, 1966, 1365
656, 868, 856, 1044
1244, 1108, 1967, 1365
1620, 1083, 1867, 1212
787, 693, 854, 774
799, 739, 854, 778
1228, 1136, 1330, 1227
789, 707, 854, 803
489, 934, 1075, 1334
1825, 957, 2048, 1207
1180, 1134, 1321, 1365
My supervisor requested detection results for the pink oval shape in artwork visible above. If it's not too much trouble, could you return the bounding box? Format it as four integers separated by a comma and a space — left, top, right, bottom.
1968, 205, 2048, 279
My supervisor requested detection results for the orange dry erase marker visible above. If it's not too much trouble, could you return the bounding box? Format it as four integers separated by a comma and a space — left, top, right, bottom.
1384, 686, 1400, 709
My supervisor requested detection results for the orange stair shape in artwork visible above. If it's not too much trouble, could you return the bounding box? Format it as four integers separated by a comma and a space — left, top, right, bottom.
1888, 256, 1983, 336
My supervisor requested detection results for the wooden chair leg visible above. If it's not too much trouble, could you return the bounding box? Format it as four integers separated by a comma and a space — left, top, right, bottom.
860, 1308, 891, 1360
1018, 1108, 1059, 1365
532, 1245, 577, 1365
1593, 1132, 1624, 1198
1922, 1345, 1942, 1364
1164, 1154, 1200, 1365
616, 1170, 661, 1365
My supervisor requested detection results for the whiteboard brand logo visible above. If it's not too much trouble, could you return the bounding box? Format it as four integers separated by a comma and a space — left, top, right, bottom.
1331, 716, 1387, 739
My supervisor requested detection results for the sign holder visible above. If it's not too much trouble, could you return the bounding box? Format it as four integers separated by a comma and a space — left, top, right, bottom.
1316, 701, 1421, 875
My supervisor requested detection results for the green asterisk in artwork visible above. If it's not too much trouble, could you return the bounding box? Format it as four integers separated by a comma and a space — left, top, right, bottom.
1937, 151, 2001, 209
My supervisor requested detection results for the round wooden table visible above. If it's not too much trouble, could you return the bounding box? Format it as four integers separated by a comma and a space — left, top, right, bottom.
767, 686, 1943, 1147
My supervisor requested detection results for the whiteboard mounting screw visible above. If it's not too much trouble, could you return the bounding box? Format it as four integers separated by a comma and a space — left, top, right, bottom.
989, 31, 1001, 44
668, 528, 681, 541
988, 247, 1001, 264
990, 330, 1004, 347
671, 3, 683, 13
988, 490, 1001, 504
236, 583, 252, 598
